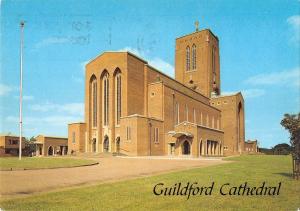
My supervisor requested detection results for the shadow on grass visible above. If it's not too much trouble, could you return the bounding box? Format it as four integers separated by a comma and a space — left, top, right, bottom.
273, 172, 293, 178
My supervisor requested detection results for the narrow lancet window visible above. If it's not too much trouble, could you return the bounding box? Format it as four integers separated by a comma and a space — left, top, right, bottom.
186, 46, 190, 71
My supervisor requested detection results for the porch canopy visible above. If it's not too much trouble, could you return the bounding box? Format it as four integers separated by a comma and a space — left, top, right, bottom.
168, 131, 194, 139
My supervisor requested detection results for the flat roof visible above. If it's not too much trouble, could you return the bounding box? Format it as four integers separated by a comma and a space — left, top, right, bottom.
211, 92, 242, 99
68, 122, 86, 125
36, 135, 67, 139
0, 133, 25, 138
175, 28, 219, 41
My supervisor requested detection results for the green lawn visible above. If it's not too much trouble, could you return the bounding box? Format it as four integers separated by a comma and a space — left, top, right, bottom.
0, 157, 97, 170
1, 155, 299, 210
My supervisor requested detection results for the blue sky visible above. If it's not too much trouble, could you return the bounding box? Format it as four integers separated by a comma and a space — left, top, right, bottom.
0, 0, 299, 148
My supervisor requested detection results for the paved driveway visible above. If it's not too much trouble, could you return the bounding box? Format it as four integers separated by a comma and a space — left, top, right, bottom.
0, 156, 226, 198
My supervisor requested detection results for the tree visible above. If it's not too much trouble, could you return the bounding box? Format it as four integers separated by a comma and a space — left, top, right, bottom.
280, 113, 300, 159
24, 136, 37, 156
273, 143, 292, 155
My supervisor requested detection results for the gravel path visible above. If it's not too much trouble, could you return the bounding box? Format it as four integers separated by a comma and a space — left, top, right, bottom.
0, 156, 226, 198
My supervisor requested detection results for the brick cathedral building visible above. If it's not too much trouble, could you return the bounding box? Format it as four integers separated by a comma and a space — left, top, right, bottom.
68, 27, 245, 157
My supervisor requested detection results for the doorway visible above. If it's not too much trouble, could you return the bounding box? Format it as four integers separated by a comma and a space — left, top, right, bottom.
169, 143, 175, 155
92, 138, 96, 153
182, 140, 190, 155
103, 136, 109, 152
116, 137, 120, 153
48, 146, 53, 156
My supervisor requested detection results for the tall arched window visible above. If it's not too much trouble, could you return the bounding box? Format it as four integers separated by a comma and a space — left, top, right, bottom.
175, 102, 179, 125
102, 72, 109, 126
185, 104, 188, 121
186, 46, 190, 71
212, 47, 216, 82
90, 76, 97, 128
192, 44, 196, 69
115, 71, 121, 125
92, 80, 97, 127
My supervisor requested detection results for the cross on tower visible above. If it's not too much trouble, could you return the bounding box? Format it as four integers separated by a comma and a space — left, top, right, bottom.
195, 21, 199, 31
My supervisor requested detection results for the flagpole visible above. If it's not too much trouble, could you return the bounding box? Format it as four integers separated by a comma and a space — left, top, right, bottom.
19, 21, 24, 160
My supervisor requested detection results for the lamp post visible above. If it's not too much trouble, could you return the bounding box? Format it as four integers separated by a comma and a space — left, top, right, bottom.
19, 21, 24, 160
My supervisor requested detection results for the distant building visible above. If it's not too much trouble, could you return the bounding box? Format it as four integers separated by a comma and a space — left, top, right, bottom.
68, 26, 246, 157
0, 134, 26, 156
34, 135, 68, 156
244, 140, 259, 153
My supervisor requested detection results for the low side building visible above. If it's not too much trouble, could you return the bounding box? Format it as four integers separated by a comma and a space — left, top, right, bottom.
0, 134, 26, 156
35, 135, 68, 156
244, 139, 258, 154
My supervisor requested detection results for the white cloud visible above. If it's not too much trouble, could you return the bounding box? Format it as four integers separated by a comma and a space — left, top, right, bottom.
118, 47, 174, 77
222, 89, 265, 99
245, 67, 300, 87
118, 47, 144, 57
287, 15, 300, 44
241, 89, 265, 99
80, 60, 89, 74
0, 84, 13, 96
6, 115, 82, 127
35, 36, 70, 49
148, 58, 174, 77
71, 75, 84, 83
30, 102, 84, 116
221, 91, 238, 96
23, 95, 34, 100
14, 95, 34, 101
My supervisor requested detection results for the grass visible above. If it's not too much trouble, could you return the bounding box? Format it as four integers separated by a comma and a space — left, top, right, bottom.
1, 155, 299, 210
0, 157, 97, 170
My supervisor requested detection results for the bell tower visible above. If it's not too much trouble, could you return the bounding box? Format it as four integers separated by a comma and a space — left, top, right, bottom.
175, 24, 220, 98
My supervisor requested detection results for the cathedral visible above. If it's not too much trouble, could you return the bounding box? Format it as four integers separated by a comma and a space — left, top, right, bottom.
68, 26, 245, 157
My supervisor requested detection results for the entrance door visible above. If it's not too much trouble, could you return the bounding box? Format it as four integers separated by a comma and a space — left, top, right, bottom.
48, 146, 53, 156
182, 140, 190, 155
103, 137, 109, 152
38, 145, 42, 155
199, 141, 202, 156
116, 137, 120, 153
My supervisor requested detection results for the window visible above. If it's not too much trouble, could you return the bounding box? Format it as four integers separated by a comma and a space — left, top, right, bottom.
212, 117, 215, 129
72, 132, 75, 143
103, 73, 109, 126
175, 102, 180, 125
185, 104, 188, 121
154, 127, 159, 143
206, 114, 209, 127
217, 119, 220, 129
186, 46, 190, 71
8, 140, 17, 145
212, 48, 216, 82
126, 127, 131, 140
115, 72, 121, 125
200, 112, 203, 125
92, 79, 97, 127
193, 108, 196, 123
192, 44, 196, 69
